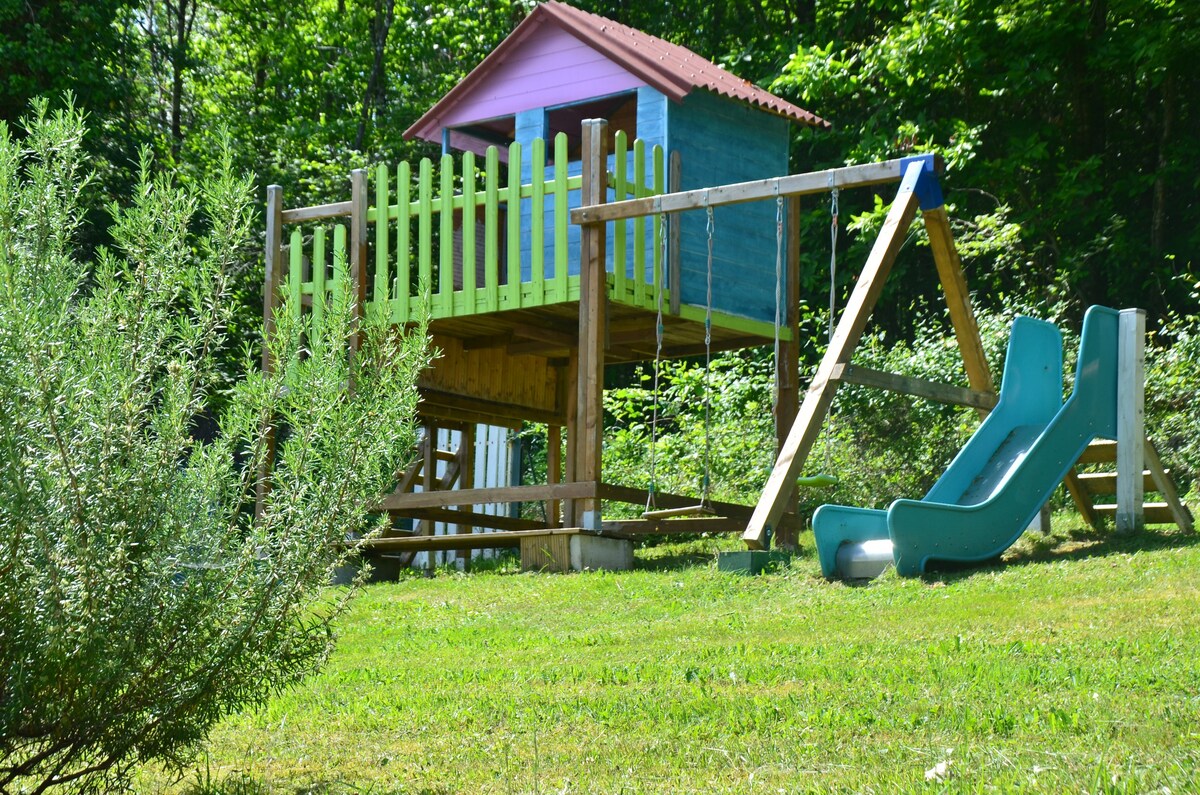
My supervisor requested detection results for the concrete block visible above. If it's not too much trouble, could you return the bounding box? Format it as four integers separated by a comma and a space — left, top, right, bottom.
570, 534, 634, 571
716, 550, 792, 575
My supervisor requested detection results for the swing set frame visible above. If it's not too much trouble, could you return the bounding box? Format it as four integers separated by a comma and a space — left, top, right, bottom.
570, 119, 1025, 549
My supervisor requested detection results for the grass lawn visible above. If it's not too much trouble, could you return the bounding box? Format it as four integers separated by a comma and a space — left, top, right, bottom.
150, 517, 1200, 794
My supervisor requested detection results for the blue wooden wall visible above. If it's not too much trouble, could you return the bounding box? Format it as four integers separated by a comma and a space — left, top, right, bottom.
510, 86, 789, 323
667, 90, 790, 324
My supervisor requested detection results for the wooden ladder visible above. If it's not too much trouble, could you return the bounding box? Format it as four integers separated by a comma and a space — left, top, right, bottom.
1066, 438, 1194, 531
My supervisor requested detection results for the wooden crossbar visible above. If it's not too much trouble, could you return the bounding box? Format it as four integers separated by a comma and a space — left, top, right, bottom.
361, 527, 607, 553
832, 364, 998, 411
379, 481, 597, 511
571, 157, 941, 225
281, 201, 352, 224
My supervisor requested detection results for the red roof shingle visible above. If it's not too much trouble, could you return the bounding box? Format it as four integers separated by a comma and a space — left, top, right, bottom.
405, 0, 828, 142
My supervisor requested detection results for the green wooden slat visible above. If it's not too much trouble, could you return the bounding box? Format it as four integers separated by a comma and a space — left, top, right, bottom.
506, 141, 521, 308
396, 161, 411, 324
613, 130, 628, 302
633, 138, 647, 308
288, 228, 303, 312
653, 144, 665, 309
439, 153, 453, 317
530, 136, 545, 305
332, 223, 348, 318
553, 132, 568, 302
374, 164, 389, 312
462, 151, 476, 299
312, 226, 326, 343
484, 146, 499, 312
418, 158, 433, 310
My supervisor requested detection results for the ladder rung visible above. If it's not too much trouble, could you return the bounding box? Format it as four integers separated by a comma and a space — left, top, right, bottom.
1076, 440, 1118, 464
1076, 471, 1160, 495
1093, 503, 1178, 524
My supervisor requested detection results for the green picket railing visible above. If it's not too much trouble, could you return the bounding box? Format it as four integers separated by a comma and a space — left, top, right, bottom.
278, 132, 665, 343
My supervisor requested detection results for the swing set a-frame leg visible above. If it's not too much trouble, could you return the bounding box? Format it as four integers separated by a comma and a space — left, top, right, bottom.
743, 160, 928, 549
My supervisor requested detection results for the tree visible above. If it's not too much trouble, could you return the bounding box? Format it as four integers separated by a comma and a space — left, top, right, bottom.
0, 99, 430, 793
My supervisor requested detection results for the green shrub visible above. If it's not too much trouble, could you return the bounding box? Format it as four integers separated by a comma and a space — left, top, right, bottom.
0, 99, 429, 792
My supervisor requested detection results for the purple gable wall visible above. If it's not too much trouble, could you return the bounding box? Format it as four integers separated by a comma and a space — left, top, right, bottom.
434, 25, 647, 129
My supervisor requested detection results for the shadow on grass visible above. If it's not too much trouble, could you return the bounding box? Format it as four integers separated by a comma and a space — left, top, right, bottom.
181, 769, 451, 795
922, 523, 1199, 584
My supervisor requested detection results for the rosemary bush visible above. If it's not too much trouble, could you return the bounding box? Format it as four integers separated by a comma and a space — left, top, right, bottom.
0, 100, 429, 793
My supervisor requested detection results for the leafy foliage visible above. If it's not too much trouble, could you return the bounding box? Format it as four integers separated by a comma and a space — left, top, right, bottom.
0, 100, 429, 793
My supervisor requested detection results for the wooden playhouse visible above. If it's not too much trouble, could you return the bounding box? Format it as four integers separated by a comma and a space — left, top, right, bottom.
262, 1, 831, 567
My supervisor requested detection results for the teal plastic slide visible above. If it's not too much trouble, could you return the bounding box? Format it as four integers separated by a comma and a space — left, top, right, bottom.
812, 305, 1121, 578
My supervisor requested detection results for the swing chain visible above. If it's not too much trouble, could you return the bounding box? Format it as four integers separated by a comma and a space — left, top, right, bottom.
702, 201, 714, 504
773, 191, 784, 409
646, 212, 668, 513
825, 187, 840, 473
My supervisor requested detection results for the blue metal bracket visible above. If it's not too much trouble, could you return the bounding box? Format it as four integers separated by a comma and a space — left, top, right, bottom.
900, 153, 944, 211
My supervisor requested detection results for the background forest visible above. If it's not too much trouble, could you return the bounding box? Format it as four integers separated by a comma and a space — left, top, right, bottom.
3, 0, 1198, 500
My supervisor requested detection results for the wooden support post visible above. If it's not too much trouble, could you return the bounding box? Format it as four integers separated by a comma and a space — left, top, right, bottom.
923, 205, 995, 402
420, 422, 436, 565
1144, 439, 1194, 532
743, 161, 925, 549
456, 424, 476, 567
547, 424, 562, 528
349, 168, 368, 359
773, 196, 802, 550
256, 185, 284, 520
574, 119, 608, 530
668, 150, 682, 316
563, 350, 579, 524
1116, 308, 1146, 534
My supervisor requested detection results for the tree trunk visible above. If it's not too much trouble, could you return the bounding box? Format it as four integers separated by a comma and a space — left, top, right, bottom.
1150, 70, 1174, 259
167, 0, 197, 160
354, 0, 395, 152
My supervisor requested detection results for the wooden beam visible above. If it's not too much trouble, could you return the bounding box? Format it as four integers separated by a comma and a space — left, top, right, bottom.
572, 157, 939, 225
575, 119, 608, 529
563, 349, 579, 525
659, 335, 770, 360
599, 483, 761, 521
256, 184, 285, 520
1116, 308, 1146, 534
393, 456, 423, 496
743, 161, 926, 549
1144, 438, 1194, 532
418, 403, 523, 431
603, 511, 805, 536
349, 169, 369, 360
391, 507, 546, 534
832, 363, 999, 410
923, 206, 995, 407
379, 481, 598, 511
455, 424, 475, 563
1063, 469, 1100, 530
418, 388, 566, 426
775, 196, 802, 549
418, 422, 435, 540
461, 332, 512, 351
362, 527, 611, 553
280, 201, 352, 224
513, 323, 577, 346
602, 517, 746, 535
546, 425, 563, 528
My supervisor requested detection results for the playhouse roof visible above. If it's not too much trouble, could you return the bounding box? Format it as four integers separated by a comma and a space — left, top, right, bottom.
405, 1, 829, 144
